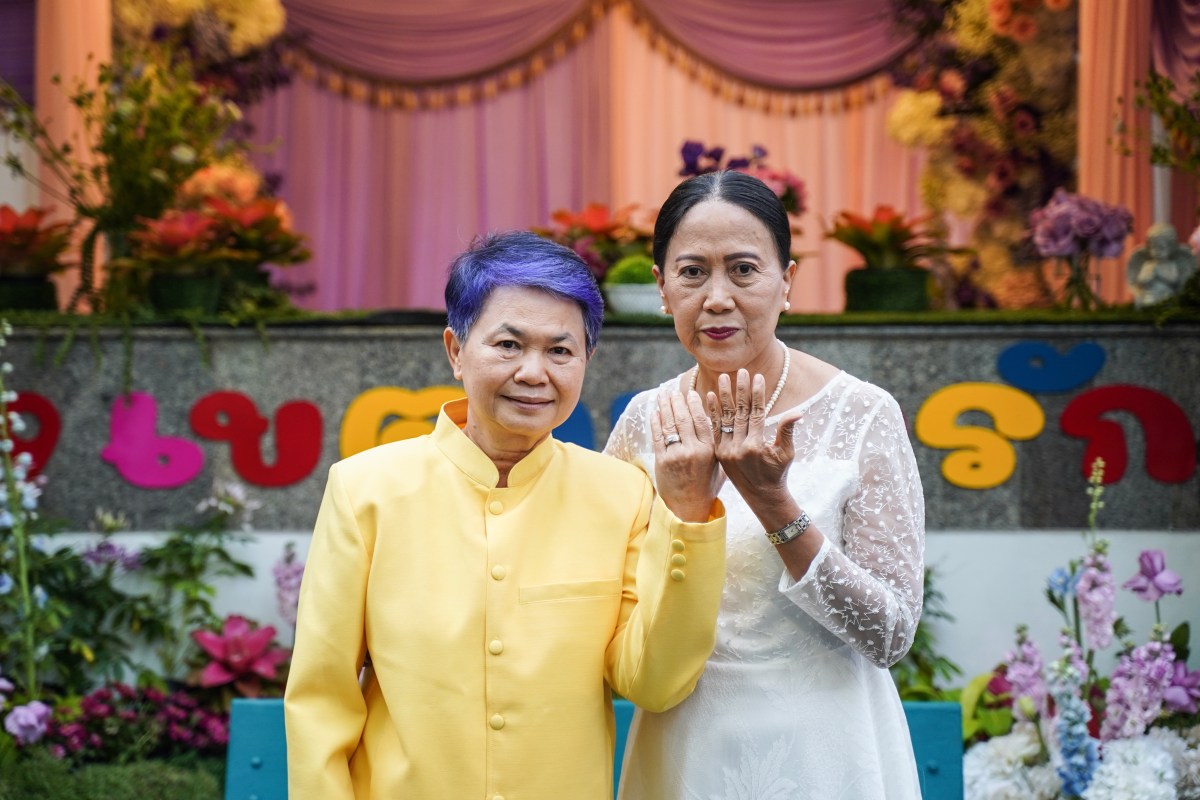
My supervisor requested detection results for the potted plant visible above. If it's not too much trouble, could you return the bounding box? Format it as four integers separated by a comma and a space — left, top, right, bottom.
119, 210, 232, 315
826, 205, 962, 312
0, 205, 70, 310
602, 253, 665, 316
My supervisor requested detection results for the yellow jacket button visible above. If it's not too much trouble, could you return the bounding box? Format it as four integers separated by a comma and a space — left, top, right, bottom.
488, 640, 504, 655
671, 539, 686, 552
491, 564, 507, 580
671, 553, 686, 566
490, 714, 505, 730
489, 500, 504, 514
670, 569, 685, 582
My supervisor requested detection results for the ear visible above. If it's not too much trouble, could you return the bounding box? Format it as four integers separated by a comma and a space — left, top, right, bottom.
443, 327, 464, 380
653, 264, 668, 313
782, 260, 797, 306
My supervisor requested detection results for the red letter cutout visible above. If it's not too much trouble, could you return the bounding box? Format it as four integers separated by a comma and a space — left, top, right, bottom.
1060, 385, 1197, 484
8, 392, 62, 478
190, 391, 322, 487
101, 392, 205, 489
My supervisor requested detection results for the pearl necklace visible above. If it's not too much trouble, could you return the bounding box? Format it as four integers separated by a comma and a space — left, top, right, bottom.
688, 340, 791, 416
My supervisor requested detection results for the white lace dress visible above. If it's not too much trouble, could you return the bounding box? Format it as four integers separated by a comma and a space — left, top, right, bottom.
605, 370, 926, 800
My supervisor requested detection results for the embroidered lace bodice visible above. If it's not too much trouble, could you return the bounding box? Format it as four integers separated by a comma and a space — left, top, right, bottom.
605, 370, 926, 671
606, 370, 926, 799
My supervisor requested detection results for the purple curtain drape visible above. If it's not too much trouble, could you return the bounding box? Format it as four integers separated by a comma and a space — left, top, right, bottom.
1151, 0, 1200, 89
0, 0, 36, 103
283, 0, 589, 81
634, 0, 914, 89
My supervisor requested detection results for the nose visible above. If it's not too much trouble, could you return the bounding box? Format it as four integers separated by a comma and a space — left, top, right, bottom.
513, 350, 550, 384
702, 272, 736, 312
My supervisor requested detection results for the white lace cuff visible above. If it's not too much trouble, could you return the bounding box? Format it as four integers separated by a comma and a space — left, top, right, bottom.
776, 535, 833, 593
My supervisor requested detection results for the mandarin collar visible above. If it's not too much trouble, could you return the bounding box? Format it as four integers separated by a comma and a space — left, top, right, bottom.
433, 398, 558, 488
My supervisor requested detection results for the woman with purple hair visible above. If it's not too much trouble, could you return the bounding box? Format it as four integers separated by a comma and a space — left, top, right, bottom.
285, 230, 728, 799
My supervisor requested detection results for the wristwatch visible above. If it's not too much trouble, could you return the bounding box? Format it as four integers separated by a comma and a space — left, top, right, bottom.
765, 511, 812, 546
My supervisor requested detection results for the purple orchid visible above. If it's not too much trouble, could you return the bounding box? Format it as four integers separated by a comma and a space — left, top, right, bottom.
1123, 549, 1183, 602
1164, 661, 1200, 714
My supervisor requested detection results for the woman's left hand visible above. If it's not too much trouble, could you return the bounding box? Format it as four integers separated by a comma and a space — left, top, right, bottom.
651, 389, 723, 522
708, 369, 803, 512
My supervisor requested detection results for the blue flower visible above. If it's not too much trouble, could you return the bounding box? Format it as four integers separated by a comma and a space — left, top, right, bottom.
1047, 566, 1080, 598
32, 585, 47, 608
0, 573, 12, 595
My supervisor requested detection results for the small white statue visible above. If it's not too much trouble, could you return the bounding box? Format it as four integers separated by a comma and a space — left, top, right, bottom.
1126, 222, 1198, 308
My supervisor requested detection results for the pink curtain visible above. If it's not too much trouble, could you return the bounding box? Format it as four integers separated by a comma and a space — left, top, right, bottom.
634, 0, 914, 89
256, 0, 921, 311
36, 0, 112, 308
284, 0, 588, 81
249, 10, 613, 311
1152, 0, 1200, 238
1077, 0, 1151, 305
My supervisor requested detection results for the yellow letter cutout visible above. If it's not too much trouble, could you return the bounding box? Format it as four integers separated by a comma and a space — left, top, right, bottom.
340, 386, 465, 459
915, 383, 1045, 489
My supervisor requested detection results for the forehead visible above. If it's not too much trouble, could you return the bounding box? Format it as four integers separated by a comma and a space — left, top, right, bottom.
670, 199, 774, 254
474, 285, 585, 338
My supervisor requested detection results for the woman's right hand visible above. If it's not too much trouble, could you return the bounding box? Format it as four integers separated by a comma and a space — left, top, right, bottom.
651, 390, 723, 522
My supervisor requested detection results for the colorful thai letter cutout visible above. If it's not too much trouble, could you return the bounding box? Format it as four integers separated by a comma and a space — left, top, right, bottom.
189, 391, 323, 487
1060, 385, 1197, 484
340, 386, 466, 458
915, 382, 1045, 489
8, 391, 61, 478
997, 340, 1106, 393
101, 392, 205, 489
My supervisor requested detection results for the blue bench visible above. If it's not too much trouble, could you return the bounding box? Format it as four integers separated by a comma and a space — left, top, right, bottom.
226, 698, 962, 799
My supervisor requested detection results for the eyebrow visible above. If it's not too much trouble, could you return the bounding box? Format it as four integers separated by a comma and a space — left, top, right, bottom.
674, 251, 762, 263
492, 324, 578, 345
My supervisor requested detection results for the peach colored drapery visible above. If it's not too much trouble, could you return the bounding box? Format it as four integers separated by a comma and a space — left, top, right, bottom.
608, 6, 924, 312
35, 0, 112, 309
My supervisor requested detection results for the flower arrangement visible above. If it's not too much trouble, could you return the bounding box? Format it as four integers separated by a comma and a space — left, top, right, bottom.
1029, 189, 1133, 310
533, 203, 656, 282
826, 204, 960, 270
0, 206, 71, 278
0, 44, 244, 310
961, 459, 1200, 799
886, 0, 1078, 307
678, 140, 808, 221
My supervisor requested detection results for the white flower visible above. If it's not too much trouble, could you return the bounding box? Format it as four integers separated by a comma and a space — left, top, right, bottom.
1084, 736, 1177, 800
1149, 726, 1200, 799
965, 724, 1061, 800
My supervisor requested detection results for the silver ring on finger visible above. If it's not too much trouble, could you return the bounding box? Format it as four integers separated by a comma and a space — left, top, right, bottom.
664, 433, 682, 446
720, 425, 735, 434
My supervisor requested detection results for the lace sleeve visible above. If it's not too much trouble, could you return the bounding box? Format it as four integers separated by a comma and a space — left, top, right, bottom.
782, 393, 926, 668
603, 390, 654, 466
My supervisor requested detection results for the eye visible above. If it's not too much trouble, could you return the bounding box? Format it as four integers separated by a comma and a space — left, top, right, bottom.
680, 265, 705, 279
496, 339, 520, 352
732, 262, 756, 277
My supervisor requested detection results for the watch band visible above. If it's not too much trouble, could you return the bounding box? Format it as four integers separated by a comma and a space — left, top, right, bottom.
765, 511, 812, 546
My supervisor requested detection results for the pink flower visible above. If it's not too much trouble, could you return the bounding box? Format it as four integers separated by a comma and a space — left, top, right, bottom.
1164, 661, 1200, 714
1123, 549, 1183, 602
192, 615, 290, 697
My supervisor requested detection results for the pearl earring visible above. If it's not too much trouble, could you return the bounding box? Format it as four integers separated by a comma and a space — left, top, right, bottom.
660, 305, 669, 315
784, 301, 791, 312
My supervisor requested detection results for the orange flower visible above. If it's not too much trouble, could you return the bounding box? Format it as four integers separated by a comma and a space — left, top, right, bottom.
551, 203, 629, 237
131, 210, 216, 253
0, 204, 72, 275
1008, 13, 1038, 43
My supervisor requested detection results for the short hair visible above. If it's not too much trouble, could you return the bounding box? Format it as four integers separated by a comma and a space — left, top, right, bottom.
445, 230, 604, 355
653, 170, 791, 269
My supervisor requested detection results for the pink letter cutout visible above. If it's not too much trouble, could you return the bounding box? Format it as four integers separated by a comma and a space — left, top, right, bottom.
101, 392, 205, 488
1061, 385, 1197, 484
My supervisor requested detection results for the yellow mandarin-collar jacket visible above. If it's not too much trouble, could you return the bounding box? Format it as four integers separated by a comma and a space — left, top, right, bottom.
285, 399, 726, 799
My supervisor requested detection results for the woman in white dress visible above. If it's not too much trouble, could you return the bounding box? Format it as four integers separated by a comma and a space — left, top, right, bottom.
606, 170, 926, 799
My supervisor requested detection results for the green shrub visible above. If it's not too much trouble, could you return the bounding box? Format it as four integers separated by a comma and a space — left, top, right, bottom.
0, 755, 221, 800
603, 254, 655, 285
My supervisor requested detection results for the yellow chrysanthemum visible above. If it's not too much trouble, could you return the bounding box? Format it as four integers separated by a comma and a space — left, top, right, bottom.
950, 0, 1001, 57
210, 0, 286, 54
941, 171, 990, 218
886, 90, 954, 148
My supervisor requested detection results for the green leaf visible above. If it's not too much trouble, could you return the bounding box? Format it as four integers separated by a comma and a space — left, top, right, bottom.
1171, 621, 1190, 663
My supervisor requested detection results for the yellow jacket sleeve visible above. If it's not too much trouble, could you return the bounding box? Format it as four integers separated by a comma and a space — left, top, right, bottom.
284, 463, 370, 798
605, 482, 726, 713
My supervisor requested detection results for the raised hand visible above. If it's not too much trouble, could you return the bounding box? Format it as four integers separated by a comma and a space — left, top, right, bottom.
651, 389, 723, 522
707, 369, 803, 514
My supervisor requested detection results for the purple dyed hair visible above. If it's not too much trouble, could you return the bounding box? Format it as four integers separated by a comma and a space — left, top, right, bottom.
445, 231, 604, 354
